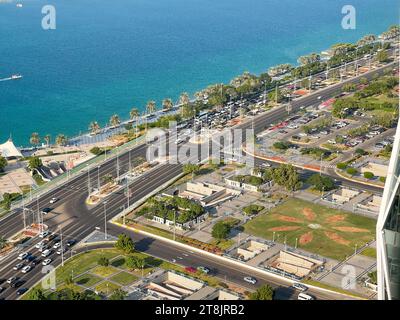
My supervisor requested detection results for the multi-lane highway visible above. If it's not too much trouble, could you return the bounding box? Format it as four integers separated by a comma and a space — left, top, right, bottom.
0, 59, 397, 300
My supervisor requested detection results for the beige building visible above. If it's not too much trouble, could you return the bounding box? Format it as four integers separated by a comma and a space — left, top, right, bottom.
177, 182, 241, 207
331, 188, 360, 204
268, 250, 324, 278
235, 240, 270, 261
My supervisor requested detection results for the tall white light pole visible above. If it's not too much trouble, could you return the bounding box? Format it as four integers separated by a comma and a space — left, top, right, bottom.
103, 201, 108, 240
97, 166, 100, 191
116, 149, 120, 181
87, 164, 91, 196
60, 226, 64, 266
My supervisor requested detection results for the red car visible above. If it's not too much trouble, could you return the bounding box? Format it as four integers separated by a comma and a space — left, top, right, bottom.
185, 266, 197, 273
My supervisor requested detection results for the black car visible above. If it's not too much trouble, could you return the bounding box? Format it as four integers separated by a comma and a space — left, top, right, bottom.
26, 255, 36, 262
47, 234, 59, 242
66, 239, 76, 247
0, 286, 5, 294
31, 258, 41, 267
41, 207, 53, 215
10, 280, 24, 288
16, 288, 28, 296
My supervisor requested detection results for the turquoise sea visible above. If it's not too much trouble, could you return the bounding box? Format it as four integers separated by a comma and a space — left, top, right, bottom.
0, 0, 399, 146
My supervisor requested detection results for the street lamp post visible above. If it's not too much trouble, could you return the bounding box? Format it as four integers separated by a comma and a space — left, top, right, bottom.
103, 201, 108, 240
173, 210, 176, 241
97, 166, 101, 191
60, 226, 64, 266
87, 164, 91, 196
117, 149, 120, 181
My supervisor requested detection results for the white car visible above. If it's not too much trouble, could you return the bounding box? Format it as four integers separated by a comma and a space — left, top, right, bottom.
243, 276, 257, 285
42, 259, 52, 266
39, 231, 50, 238
298, 292, 315, 300
261, 162, 271, 168
293, 282, 308, 292
17, 252, 29, 260
13, 263, 24, 271
49, 197, 58, 204
35, 241, 46, 249
41, 249, 52, 257
6, 277, 17, 284
56, 247, 67, 255
53, 242, 61, 249
21, 265, 31, 274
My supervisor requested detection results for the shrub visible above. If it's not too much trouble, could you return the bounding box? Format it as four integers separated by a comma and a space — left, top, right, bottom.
355, 148, 367, 156
379, 176, 386, 183
114, 234, 135, 254
98, 256, 109, 267
249, 284, 274, 300
243, 204, 265, 215
363, 172, 374, 179
346, 167, 358, 176
337, 163, 347, 170
212, 221, 231, 240
90, 147, 104, 156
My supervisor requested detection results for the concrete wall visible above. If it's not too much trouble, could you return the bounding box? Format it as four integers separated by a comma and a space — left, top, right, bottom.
237, 248, 256, 261
361, 162, 388, 177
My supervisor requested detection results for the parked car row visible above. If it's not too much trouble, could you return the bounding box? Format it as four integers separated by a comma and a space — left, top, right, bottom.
0, 232, 77, 298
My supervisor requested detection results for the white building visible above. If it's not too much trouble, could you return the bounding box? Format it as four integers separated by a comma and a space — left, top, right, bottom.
377, 120, 400, 300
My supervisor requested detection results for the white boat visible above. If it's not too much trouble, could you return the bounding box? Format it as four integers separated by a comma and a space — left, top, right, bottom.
11, 74, 23, 80
16, 3, 23, 8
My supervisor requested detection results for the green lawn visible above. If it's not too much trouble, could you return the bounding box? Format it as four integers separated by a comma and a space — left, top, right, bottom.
110, 271, 138, 286
91, 266, 119, 278
95, 281, 121, 295
360, 247, 377, 259
75, 273, 103, 287
110, 252, 155, 276
243, 198, 376, 261
54, 249, 121, 285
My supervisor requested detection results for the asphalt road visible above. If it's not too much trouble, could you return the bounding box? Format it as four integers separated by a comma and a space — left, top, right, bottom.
0, 60, 397, 300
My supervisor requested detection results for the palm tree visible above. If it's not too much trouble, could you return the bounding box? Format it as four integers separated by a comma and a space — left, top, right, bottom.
179, 92, 190, 106
180, 104, 195, 119
30, 132, 40, 146
162, 98, 173, 111
357, 34, 376, 47
109, 114, 120, 128
129, 108, 140, 136
129, 108, 139, 121
55, 134, 67, 146
146, 101, 156, 115
44, 134, 51, 147
89, 121, 101, 135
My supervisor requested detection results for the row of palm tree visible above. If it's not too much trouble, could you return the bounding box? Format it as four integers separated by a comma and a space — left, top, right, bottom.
87, 93, 195, 136
29, 133, 67, 147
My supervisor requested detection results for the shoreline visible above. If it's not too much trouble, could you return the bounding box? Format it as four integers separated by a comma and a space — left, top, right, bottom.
6, 25, 400, 149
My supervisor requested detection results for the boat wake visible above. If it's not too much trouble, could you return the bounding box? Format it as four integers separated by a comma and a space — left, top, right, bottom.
0, 74, 23, 82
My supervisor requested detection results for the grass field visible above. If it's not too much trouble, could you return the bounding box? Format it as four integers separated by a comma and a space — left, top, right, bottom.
360, 247, 377, 259
110, 272, 138, 286
55, 249, 121, 285
95, 281, 121, 295
243, 198, 376, 260
91, 266, 119, 278
75, 273, 103, 287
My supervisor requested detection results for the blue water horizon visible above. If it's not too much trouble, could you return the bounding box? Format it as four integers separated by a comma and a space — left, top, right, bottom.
0, 0, 398, 146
